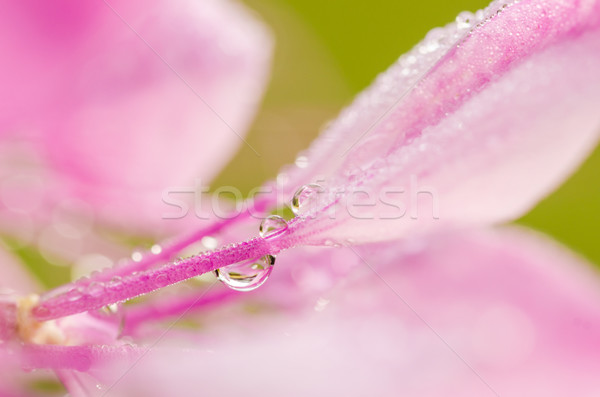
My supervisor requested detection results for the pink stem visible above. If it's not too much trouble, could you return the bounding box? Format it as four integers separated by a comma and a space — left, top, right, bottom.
33, 222, 299, 321
72, 192, 276, 288
79, 207, 258, 286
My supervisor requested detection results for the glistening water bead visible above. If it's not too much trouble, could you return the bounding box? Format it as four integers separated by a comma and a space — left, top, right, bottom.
291, 183, 324, 216
214, 255, 275, 292
259, 215, 288, 239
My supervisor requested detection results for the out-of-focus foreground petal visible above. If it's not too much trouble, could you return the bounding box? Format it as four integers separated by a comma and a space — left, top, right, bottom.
0, 0, 272, 231
1, 245, 38, 342
274, 0, 600, 245
76, 228, 600, 396
0, 246, 39, 294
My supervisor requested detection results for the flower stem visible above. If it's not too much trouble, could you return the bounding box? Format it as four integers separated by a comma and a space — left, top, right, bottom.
32, 228, 295, 321
82, 214, 247, 285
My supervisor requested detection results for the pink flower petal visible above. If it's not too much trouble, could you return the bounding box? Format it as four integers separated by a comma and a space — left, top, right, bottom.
80, 227, 600, 396
0, 0, 272, 230
274, 0, 600, 245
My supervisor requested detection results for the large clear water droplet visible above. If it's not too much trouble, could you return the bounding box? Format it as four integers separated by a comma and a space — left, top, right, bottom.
215, 255, 275, 292
259, 215, 288, 239
291, 183, 324, 216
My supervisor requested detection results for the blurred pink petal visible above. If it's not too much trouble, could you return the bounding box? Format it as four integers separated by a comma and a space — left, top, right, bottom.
273, 0, 600, 245
0, 246, 39, 294
69, 228, 600, 396
0, 0, 272, 230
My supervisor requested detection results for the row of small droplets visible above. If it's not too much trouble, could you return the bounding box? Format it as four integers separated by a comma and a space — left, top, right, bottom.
214, 183, 324, 291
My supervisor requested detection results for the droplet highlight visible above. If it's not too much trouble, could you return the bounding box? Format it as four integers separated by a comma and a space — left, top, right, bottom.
65, 288, 82, 302
96, 303, 125, 336
295, 155, 309, 168
291, 183, 324, 216
108, 276, 122, 288
456, 11, 475, 30
259, 215, 288, 239
131, 251, 143, 262
150, 244, 162, 255
100, 303, 120, 315
201, 236, 218, 250
215, 255, 275, 292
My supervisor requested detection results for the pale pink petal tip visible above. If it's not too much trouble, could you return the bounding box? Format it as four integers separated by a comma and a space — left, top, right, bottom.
278, 0, 600, 245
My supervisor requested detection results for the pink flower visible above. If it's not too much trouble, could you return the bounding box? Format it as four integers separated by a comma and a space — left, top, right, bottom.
1, 0, 600, 396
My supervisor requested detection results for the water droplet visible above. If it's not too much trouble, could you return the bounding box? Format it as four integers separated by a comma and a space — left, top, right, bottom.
215, 255, 275, 292
295, 155, 309, 168
33, 305, 49, 318
122, 342, 136, 353
291, 184, 324, 216
154, 273, 169, 287
109, 276, 122, 288
259, 215, 288, 239
97, 303, 125, 336
323, 239, 342, 248
131, 251, 143, 262
456, 11, 475, 29
150, 244, 162, 255
87, 282, 105, 297
314, 297, 330, 312
100, 303, 120, 315
76, 275, 89, 283
185, 264, 196, 278
65, 288, 82, 301
276, 172, 289, 185
421, 40, 440, 54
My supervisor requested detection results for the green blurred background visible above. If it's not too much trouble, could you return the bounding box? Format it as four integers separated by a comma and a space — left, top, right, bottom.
216, 0, 600, 265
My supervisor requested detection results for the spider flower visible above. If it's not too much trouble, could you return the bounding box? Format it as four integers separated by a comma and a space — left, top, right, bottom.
1, 0, 600, 396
